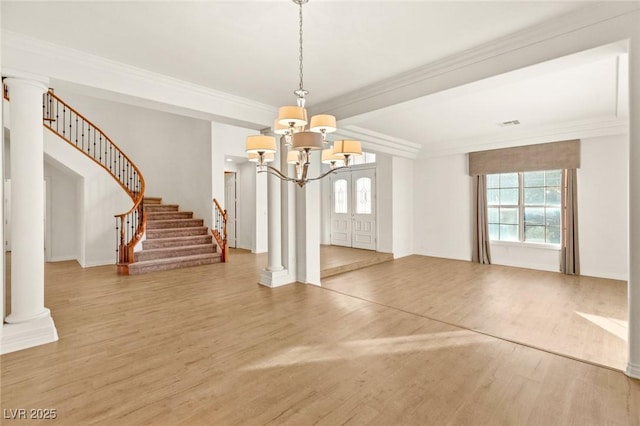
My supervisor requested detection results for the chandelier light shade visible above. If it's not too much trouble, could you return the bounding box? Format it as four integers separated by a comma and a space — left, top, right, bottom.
333, 140, 363, 156
277, 106, 307, 127
292, 132, 323, 151
321, 148, 344, 165
310, 114, 337, 140
245, 0, 362, 187
246, 135, 277, 153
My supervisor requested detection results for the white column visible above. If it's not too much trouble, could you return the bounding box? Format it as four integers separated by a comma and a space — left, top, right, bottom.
627, 38, 640, 379
295, 151, 321, 286
260, 140, 295, 287
266, 171, 283, 271
1, 76, 58, 354
5, 78, 49, 323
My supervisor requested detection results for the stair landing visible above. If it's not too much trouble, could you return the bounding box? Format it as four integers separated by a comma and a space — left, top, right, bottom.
125, 197, 221, 275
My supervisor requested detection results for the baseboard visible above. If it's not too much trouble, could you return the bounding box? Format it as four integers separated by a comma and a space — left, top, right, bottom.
47, 255, 78, 262
259, 269, 296, 288
81, 259, 116, 268
1, 315, 59, 354
627, 361, 640, 379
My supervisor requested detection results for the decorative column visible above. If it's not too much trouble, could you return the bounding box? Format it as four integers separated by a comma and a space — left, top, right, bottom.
2, 76, 58, 354
260, 139, 293, 287
266, 169, 284, 272
627, 36, 640, 379
295, 150, 321, 286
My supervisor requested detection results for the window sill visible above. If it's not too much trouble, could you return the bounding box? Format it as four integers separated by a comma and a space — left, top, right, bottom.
490, 240, 560, 251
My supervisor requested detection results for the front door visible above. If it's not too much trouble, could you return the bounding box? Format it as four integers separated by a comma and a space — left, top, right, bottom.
330, 168, 376, 250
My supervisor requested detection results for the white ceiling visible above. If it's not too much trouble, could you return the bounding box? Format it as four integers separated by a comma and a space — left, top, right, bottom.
1, 1, 629, 157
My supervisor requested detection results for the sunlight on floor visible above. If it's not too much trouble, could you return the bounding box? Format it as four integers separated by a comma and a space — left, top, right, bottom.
243, 330, 491, 370
575, 311, 628, 341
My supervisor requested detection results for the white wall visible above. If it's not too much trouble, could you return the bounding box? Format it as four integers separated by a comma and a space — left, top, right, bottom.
376, 154, 393, 253
211, 122, 256, 208
392, 156, 415, 258
80, 172, 131, 267
54, 91, 213, 228
412, 134, 629, 279
44, 160, 79, 262
236, 161, 267, 253
578, 134, 628, 280
413, 153, 472, 261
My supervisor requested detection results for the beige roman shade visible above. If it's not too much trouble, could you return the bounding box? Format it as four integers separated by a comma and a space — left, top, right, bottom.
468, 140, 580, 176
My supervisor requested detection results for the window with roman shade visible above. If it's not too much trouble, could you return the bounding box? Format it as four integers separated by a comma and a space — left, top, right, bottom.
468, 140, 580, 274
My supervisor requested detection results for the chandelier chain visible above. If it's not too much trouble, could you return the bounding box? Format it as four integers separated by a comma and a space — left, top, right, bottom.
298, 1, 304, 93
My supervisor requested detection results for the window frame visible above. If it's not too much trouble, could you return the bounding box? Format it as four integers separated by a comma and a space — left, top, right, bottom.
487, 170, 562, 248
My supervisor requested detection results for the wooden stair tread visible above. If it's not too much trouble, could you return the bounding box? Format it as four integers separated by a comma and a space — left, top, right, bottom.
130, 252, 221, 267
146, 226, 208, 235
144, 235, 212, 243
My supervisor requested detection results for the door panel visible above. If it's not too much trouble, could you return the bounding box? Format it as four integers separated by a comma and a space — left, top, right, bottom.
330, 169, 376, 250
330, 177, 351, 247
352, 169, 376, 250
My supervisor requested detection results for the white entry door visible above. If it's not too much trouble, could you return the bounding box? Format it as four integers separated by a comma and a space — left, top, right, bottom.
330, 168, 376, 250
224, 172, 237, 248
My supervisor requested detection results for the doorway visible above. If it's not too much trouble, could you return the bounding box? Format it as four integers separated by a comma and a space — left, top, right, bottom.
330, 168, 376, 250
224, 172, 237, 248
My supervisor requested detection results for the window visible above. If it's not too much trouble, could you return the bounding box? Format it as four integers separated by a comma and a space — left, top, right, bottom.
356, 177, 372, 214
334, 179, 348, 214
487, 170, 561, 245
350, 151, 376, 165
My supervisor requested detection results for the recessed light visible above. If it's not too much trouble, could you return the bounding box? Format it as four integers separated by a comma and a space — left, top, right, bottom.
226, 158, 233, 162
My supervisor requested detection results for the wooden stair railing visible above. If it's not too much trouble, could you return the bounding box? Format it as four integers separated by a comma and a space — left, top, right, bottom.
4, 85, 145, 272
212, 198, 228, 262
37, 88, 145, 273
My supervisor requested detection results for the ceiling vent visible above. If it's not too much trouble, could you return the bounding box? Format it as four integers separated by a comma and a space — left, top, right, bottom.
499, 120, 521, 127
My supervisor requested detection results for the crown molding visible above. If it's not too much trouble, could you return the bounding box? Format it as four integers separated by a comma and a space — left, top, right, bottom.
421, 116, 628, 159
1, 30, 277, 128
334, 126, 421, 159
310, 2, 640, 120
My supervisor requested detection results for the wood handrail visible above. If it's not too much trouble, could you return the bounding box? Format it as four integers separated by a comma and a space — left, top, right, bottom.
40, 89, 146, 273
212, 198, 228, 262
45, 91, 143, 186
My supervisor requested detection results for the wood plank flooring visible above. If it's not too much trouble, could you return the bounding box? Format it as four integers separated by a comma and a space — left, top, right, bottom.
321, 254, 629, 371
1, 250, 638, 425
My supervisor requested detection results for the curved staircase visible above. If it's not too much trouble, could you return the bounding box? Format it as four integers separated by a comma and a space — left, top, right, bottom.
128, 197, 222, 275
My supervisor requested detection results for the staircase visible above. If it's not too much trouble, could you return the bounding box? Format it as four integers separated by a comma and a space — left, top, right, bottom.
127, 197, 222, 275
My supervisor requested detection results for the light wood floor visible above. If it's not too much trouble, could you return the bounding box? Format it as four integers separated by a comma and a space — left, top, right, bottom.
320, 245, 393, 278
1, 250, 638, 425
322, 254, 629, 371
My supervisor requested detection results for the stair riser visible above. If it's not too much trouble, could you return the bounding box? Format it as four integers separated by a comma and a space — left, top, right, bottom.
144, 205, 179, 212
143, 235, 213, 249
128, 256, 222, 275
147, 219, 204, 229
144, 198, 163, 205
136, 245, 215, 262
146, 227, 208, 239
147, 212, 194, 220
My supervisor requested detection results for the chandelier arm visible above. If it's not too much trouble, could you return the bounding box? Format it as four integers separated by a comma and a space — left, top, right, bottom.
305, 166, 350, 182
259, 165, 298, 183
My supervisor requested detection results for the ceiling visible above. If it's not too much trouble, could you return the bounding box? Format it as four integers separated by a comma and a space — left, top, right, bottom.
1, 1, 629, 158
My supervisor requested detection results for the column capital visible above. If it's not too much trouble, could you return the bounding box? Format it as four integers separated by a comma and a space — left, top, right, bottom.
3, 70, 49, 94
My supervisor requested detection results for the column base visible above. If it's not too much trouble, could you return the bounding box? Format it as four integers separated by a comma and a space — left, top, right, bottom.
626, 361, 640, 379
5, 307, 51, 324
1, 313, 59, 354
259, 269, 296, 288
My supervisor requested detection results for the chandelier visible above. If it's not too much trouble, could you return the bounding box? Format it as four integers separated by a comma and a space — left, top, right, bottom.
245, 0, 362, 187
